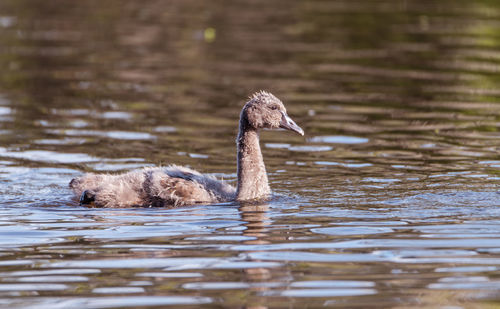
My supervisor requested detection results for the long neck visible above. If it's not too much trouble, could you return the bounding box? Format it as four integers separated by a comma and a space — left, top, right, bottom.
236, 120, 270, 201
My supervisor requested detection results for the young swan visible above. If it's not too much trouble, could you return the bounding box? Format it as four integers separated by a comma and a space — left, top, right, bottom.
69, 91, 304, 207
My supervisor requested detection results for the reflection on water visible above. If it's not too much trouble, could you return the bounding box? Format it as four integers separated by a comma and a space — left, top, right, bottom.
1, 0, 500, 307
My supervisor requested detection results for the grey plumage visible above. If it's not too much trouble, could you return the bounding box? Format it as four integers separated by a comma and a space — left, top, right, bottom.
69, 91, 304, 207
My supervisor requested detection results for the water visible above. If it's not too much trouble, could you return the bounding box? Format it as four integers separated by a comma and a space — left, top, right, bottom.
1, 0, 500, 307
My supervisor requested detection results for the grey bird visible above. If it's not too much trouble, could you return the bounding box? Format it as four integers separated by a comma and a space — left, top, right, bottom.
69, 91, 304, 207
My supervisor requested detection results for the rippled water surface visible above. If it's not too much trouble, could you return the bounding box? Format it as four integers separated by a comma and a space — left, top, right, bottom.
1, 0, 500, 307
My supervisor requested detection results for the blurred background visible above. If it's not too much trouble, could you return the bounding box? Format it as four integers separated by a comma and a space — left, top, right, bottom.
1, 0, 500, 308
2, 0, 500, 183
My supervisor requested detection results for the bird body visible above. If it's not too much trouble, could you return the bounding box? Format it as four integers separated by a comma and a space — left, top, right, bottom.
70, 91, 304, 207
70, 165, 235, 207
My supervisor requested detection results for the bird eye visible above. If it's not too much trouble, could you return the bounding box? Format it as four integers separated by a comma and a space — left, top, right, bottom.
270, 105, 278, 110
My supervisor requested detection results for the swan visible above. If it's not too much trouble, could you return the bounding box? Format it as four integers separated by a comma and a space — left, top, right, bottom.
69, 91, 304, 207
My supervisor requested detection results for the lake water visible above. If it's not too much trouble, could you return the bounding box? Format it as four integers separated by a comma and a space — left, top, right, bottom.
1, 0, 500, 307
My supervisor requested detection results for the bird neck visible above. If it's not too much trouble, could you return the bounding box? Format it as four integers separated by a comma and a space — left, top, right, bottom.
236, 121, 270, 201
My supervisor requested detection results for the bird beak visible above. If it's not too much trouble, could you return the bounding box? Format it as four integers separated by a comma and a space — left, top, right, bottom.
279, 111, 304, 136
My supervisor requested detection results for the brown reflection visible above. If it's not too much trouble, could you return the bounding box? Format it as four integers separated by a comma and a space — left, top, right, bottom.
238, 202, 272, 308
239, 202, 271, 245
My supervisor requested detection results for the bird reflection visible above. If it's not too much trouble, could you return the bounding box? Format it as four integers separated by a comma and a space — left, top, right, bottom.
239, 201, 271, 245
238, 201, 272, 308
